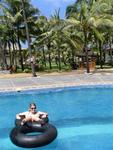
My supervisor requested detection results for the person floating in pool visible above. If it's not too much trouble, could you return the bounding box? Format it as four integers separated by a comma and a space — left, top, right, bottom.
16, 103, 48, 126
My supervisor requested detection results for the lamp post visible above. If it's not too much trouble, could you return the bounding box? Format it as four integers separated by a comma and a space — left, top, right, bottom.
21, 0, 37, 77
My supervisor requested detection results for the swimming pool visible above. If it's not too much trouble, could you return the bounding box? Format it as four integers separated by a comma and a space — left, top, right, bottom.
1, 85, 113, 150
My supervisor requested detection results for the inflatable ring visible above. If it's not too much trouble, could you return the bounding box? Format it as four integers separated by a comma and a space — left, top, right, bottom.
10, 120, 57, 148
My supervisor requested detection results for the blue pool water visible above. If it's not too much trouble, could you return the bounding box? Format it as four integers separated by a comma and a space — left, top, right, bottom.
1, 85, 113, 150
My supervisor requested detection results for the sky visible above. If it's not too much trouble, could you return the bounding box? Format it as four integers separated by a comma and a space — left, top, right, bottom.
31, 0, 76, 19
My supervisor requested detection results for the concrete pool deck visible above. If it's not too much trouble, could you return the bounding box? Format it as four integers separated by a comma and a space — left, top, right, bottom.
0, 69, 113, 92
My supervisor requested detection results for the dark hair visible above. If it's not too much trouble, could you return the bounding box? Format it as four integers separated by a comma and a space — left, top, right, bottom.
29, 103, 36, 109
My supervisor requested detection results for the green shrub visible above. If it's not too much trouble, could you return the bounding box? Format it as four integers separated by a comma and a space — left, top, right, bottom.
64, 67, 71, 71
17, 69, 23, 73
23, 69, 31, 73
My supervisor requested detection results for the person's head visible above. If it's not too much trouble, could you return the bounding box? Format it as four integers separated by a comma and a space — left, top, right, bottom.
29, 103, 37, 113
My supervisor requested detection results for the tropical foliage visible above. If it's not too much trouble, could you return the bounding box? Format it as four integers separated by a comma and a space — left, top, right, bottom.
0, 0, 113, 74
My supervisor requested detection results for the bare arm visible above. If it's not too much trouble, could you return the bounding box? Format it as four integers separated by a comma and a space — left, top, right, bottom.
16, 112, 28, 120
38, 111, 48, 118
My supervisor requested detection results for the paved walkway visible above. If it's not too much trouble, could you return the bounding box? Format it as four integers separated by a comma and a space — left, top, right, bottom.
0, 70, 113, 92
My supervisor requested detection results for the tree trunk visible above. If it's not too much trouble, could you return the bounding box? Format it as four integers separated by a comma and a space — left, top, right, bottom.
62, 51, 67, 66
85, 47, 90, 73
99, 40, 103, 69
84, 31, 90, 73
109, 37, 113, 66
17, 27, 24, 71
8, 42, 12, 66
21, 0, 36, 77
57, 47, 61, 70
42, 46, 46, 67
2, 43, 8, 69
47, 44, 52, 70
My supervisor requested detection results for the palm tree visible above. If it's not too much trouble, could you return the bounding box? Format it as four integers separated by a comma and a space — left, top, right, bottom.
66, 0, 113, 73
1, 0, 40, 75
21, 0, 40, 76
